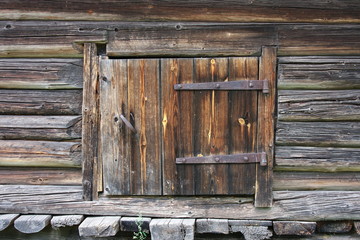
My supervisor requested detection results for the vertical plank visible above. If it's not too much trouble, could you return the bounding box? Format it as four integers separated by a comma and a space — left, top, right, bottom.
128, 59, 161, 195
228, 57, 259, 194
100, 59, 130, 195
82, 43, 99, 201
255, 46, 277, 207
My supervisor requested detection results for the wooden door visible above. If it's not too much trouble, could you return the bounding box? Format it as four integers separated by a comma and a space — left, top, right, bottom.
99, 54, 274, 198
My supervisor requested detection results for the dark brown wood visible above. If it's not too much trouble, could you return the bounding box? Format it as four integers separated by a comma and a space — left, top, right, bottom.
255, 46, 276, 207
0, 168, 82, 185
278, 90, 360, 121
0, 140, 81, 168
1, 185, 360, 221
278, 57, 360, 90
176, 152, 266, 165
275, 146, 360, 172
174, 80, 268, 92
273, 221, 316, 236
0, 59, 83, 89
273, 172, 360, 191
317, 221, 353, 233
1, 1, 359, 23
0, 115, 81, 140
82, 43, 99, 201
0, 89, 82, 115
276, 122, 360, 147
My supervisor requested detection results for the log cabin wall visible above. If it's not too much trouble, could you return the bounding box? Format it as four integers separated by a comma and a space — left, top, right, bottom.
0, 0, 360, 225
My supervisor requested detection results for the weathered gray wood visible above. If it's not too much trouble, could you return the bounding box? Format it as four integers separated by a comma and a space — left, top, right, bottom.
0, 89, 82, 115
1, 1, 359, 23
228, 220, 272, 227
0, 214, 19, 231
278, 90, 360, 121
273, 172, 360, 191
278, 57, 360, 90
0, 168, 82, 185
82, 43, 100, 201
0, 59, 83, 89
276, 122, 360, 147
150, 219, 195, 240
78, 216, 121, 237
230, 226, 272, 240
354, 221, 360, 235
317, 221, 353, 233
0, 140, 81, 168
275, 146, 360, 172
1, 186, 360, 221
273, 221, 316, 236
0, 115, 81, 140
50, 215, 84, 229
120, 216, 151, 232
196, 219, 229, 234
14, 215, 52, 234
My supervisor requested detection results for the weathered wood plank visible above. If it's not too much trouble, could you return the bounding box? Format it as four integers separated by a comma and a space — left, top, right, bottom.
354, 221, 360, 235
196, 219, 229, 234
0, 169, 82, 185
255, 46, 276, 207
273, 221, 316, 236
14, 215, 52, 234
278, 90, 360, 121
274, 172, 360, 191
0, 89, 82, 115
276, 122, 360, 147
317, 221, 353, 233
0, 140, 81, 168
150, 219, 195, 240
278, 57, 360, 90
275, 146, 360, 172
0, 214, 19, 231
78, 216, 121, 237
1, 186, 360, 221
108, 24, 276, 57
120, 217, 151, 232
0, 115, 81, 140
51, 215, 84, 229
1, 1, 359, 23
82, 43, 99, 201
0, 59, 82, 89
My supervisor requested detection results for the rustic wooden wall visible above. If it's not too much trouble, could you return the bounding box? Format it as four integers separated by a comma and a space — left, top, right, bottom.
0, 0, 359, 221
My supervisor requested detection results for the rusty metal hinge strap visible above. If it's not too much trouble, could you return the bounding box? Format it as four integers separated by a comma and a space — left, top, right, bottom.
174, 80, 269, 93
176, 152, 267, 166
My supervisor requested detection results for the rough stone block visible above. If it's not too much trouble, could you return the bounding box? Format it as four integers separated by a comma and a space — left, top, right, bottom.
150, 218, 195, 240
196, 219, 229, 234
317, 221, 353, 233
273, 221, 316, 236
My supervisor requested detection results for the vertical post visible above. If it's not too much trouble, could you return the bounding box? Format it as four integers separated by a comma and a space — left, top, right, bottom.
255, 46, 277, 207
82, 43, 99, 201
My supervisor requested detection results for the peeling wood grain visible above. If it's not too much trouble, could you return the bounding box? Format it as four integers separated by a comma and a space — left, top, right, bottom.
0, 59, 83, 89
0, 89, 82, 115
278, 90, 360, 121
275, 146, 360, 172
276, 122, 360, 147
0, 140, 81, 168
0, 1, 359, 23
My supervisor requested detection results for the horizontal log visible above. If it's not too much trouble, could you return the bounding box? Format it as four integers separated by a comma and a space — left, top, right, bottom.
0, 140, 81, 168
0, 58, 82, 89
274, 172, 360, 191
0, 116, 81, 140
278, 57, 360, 90
0, 89, 82, 115
0, 1, 359, 23
0, 168, 82, 185
275, 146, 360, 172
278, 90, 360, 121
276, 122, 360, 147
1, 186, 360, 221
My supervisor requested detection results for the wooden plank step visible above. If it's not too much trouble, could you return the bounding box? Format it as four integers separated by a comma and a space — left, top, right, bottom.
78, 216, 121, 237
50, 215, 84, 229
14, 215, 52, 233
317, 221, 353, 233
273, 221, 316, 236
0, 214, 19, 231
196, 219, 229, 234
150, 219, 195, 240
